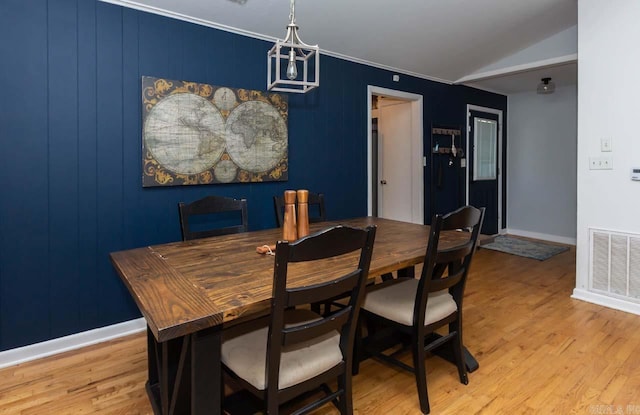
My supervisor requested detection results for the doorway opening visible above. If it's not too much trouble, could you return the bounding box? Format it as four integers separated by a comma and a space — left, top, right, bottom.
367, 86, 424, 224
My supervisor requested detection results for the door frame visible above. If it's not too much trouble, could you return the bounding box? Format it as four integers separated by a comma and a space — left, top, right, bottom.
465, 104, 504, 233
367, 86, 424, 224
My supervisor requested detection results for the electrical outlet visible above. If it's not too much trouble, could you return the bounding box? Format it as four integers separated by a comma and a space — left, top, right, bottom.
601, 138, 612, 152
589, 156, 613, 170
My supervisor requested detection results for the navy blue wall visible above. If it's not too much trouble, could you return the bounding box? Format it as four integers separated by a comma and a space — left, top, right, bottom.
0, 0, 507, 352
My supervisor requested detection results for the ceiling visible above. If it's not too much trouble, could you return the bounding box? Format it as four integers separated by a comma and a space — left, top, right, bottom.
467, 62, 577, 94
108, 0, 578, 94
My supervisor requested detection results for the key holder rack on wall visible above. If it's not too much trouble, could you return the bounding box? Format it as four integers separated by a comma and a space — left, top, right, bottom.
430, 124, 466, 221
431, 127, 464, 158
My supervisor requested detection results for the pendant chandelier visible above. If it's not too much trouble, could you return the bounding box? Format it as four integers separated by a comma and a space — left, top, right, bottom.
267, 0, 319, 93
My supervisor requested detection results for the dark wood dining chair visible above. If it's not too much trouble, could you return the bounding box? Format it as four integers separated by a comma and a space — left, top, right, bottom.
357, 205, 484, 414
221, 224, 377, 415
273, 192, 326, 227
178, 195, 248, 241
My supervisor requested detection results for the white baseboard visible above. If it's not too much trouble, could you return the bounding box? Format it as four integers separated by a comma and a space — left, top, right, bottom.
572, 289, 640, 316
0, 318, 146, 370
506, 228, 576, 246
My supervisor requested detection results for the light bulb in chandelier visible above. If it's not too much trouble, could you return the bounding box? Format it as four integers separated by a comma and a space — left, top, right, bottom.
286, 49, 298, 80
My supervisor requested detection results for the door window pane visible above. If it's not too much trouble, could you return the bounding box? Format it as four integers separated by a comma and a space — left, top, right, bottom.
473, 118, 497, 180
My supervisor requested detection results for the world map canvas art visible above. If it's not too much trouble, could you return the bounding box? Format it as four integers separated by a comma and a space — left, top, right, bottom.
142, 76, 288, 187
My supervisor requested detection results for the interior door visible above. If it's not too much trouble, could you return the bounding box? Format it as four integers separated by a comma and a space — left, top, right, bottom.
378, 101, 413, 222
468, 110, 499, 234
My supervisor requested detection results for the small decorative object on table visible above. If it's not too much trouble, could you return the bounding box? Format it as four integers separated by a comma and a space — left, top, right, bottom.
258, 189, 311, 255
296, 189, 310, 238
256, 244, 276, 255
282, 190, 298, 241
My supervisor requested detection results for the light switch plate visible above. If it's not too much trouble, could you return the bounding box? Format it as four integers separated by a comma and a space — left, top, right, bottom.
601, 138, 612, 152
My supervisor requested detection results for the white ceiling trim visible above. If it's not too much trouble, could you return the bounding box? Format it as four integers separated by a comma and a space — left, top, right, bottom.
460, 83, 508, 96
99, 0, 452, 85
455, 53, 578, 84
99, 0, 276, 42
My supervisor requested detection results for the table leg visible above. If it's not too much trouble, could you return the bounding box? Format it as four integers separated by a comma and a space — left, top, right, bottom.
144, 325, 223, 415
146, 330, 190, 414
426, 333, 479, 373
191, 326, 222, 415
464, 347, 479, 372
396, 266, 415, 279
147, 327, 158, 391
381, 266, 415, 281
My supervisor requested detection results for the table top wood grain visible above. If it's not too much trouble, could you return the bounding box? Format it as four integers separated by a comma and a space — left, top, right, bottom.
110, 217, 469, 343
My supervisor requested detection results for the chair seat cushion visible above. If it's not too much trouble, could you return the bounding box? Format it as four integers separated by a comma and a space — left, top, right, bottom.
363, 279, 457, 326
221, 309, 342, 390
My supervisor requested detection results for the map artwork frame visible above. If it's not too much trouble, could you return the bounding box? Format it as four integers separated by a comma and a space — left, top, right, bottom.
142, 76, 288, 187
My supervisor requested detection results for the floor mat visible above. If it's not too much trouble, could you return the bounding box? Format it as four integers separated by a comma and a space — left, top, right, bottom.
481, 235, 569, 261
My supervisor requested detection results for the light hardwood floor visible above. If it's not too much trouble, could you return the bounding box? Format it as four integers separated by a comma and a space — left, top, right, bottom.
2, 245, 639, 414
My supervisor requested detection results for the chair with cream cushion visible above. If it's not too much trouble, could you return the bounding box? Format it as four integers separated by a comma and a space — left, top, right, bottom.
358, 205, 484, 414
221, 224, 376, 415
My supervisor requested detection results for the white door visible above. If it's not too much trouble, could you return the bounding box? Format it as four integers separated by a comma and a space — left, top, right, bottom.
378, 101, 413, 222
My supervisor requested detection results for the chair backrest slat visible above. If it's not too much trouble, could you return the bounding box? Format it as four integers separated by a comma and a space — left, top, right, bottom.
307, 192, 326, 224
178, 196, 248, 241
282, 307, 351, 347
287, 227, 367, 262
286, 270, 360, 307
186, 226, 244, 239
435, 241, 474, 265
429, 268, 464, 292
442, 206, 483, 230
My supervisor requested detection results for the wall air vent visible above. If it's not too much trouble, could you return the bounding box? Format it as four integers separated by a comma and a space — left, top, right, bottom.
590, 228, 640, 302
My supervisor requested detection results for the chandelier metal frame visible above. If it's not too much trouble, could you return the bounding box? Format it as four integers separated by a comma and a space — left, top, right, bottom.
267, 0, 319, 93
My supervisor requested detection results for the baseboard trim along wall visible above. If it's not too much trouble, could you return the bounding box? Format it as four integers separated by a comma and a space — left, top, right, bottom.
506, 228, 576, 246
572, 288, 640, 316
0, 318, 146, 370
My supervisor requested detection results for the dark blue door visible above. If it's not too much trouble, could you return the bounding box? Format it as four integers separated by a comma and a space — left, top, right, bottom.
468, 110, 500, 235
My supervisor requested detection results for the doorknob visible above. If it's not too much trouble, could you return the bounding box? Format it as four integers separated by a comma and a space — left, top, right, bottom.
380, 180, 387, 185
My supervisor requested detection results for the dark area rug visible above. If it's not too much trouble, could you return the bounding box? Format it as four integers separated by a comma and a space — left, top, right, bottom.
481, 235, 569, 261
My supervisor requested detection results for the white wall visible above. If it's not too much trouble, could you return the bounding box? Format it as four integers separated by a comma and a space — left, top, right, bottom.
574, 0, 640, 313
507, 85, 577, 244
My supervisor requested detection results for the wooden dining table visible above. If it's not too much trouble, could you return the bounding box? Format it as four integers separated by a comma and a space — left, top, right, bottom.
110, 216, 478, 415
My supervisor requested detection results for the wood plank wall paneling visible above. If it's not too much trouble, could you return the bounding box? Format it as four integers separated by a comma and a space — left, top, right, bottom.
2, 248, 640, 414
0, 0, 507, 352
95, 1, 135, 326
1, 0, 51, 349
122, 7, 142, 252
76, 0, 100, 326
49, 0, 81, 339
